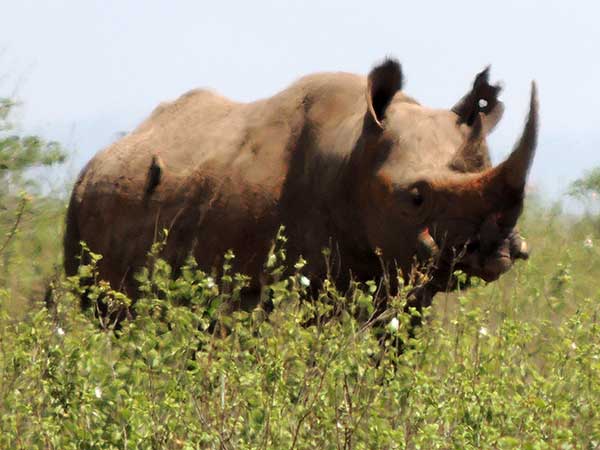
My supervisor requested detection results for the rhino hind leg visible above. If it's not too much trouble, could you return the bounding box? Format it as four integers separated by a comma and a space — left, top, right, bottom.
63, 191, 131, 326
63, 193, 96, 311
63, 190, 83, 278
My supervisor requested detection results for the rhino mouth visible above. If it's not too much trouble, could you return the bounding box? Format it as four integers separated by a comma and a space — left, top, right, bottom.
455, 231, 528, 282
457, 229, 529, 283
420, 225, 529, 286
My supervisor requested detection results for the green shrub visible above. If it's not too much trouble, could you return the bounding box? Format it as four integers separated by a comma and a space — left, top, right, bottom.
1, 213, 599, 449
0, 95, 67, 314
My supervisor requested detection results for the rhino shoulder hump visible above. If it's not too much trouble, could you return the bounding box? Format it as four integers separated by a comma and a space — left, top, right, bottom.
149, 88, 233, 119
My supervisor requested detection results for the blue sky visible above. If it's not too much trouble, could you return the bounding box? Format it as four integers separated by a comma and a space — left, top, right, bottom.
2, 0, 599, 203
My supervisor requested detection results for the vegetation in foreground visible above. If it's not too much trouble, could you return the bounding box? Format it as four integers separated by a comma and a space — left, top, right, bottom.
0, 197, 599, 449
1, 96, 600, 449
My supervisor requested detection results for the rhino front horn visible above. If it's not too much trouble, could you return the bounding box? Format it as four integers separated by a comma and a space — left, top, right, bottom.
498, 82, 539, 192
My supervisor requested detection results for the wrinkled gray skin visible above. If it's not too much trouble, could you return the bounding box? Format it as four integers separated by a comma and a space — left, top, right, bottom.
64, 58, 537, 322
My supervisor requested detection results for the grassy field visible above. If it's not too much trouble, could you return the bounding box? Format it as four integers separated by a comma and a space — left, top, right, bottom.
0, 192, 599, 449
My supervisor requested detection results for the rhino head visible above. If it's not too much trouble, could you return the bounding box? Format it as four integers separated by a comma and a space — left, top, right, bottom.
352, 59, 537, 291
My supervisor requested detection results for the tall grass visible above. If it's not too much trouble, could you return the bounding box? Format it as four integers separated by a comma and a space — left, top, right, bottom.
0, 194, 65, 316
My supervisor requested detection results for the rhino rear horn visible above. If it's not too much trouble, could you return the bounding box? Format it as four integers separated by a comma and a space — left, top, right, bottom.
450, 112, 492, 173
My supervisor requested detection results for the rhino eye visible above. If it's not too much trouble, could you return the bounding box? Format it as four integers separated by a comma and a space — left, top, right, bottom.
409, 187, 424, 207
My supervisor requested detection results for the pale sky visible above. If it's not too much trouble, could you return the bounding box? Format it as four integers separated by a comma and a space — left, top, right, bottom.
2, 0, 599, 203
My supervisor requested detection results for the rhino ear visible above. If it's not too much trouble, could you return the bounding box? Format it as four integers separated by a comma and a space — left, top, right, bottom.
453, 67, 504, 134
366, 58, 403, 128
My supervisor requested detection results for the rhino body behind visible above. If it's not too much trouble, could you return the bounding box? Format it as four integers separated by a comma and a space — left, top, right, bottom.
65, 73, 382, 297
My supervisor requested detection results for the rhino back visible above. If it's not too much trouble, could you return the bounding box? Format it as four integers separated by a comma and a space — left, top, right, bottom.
68, 73, 369, 293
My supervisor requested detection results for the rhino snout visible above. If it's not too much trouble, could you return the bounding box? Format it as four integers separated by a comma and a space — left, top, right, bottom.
446, 215, 529, 282
476, 228, 529, 281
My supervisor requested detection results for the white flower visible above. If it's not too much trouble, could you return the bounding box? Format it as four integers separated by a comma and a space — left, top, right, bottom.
205, 277, 215, 289
56, 327, 65, 337
479, 326, 489, 337
570, 342, 577, 351
94, 386, 102, 399
388, 317, 400, 332
299, 275, 310, 288
584, 237, 594, 249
